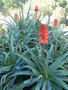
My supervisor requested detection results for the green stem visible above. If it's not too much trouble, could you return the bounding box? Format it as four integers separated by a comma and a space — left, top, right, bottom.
42, 44, 45, 64
42, 44, 48, 79
42, 44, 45, 75
36, 12, 37, 19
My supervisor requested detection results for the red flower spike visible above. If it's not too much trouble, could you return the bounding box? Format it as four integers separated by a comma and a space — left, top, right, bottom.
14, 13, 19, 20
38, 23, 49, 44
35, 5, 39, 12
54, 19, 58, 26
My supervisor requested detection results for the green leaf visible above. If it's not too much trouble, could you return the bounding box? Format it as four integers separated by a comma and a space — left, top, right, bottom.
37, 45, 43, 63
45, 45, 54, 68
10, 71, 35, 78
32, 69, 41, 76
47, 80, 51, 90
60, 77, 68, 82
48, 52, 68, 73
2, 19, 16, 29
24, 45, 43, 73
9, 34, 14, 54
55, 70, 68, 76
24, 5, 31, 26
56, 77, 68, 90
27, 5, 31, 19
35, 82, 42, 90
11, 75, 42, 89
1, 73, 9, 85
42, 80, 46, 90
14, 53, 37, 70
51, 82, 62, 90
0, 65, 12, 73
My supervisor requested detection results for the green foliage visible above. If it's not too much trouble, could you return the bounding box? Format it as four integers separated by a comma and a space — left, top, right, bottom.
0, 0, 4, 9
20, 0, 28, 3
2, 0, 18, 8
0, 6, 40, 90
0, 23, 2, 35
48, 25, 68, 58
59, 0, 67, 8
4, 6, 40, 48
2, 0, 28, 9
0, 5, 68, 90
10, 44, 68, 90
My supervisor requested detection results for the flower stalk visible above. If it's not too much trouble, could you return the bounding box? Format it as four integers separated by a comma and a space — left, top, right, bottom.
38, 23, 49, 79
42, 44, 45, 65
35, 5, 39, 19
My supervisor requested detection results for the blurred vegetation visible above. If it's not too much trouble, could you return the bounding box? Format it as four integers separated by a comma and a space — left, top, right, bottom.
0, 23, 2, 35
0, 0, 4, 9
39, 0, 68, 25
0, 0, 68, 24
2, 0, 28, 8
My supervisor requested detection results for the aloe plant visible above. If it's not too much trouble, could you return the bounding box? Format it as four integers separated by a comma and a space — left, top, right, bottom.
3, 6, 40, 49
48, 25, 68, 58
0, 31, 28, 90
0, 6, 41, 90
0, 4, 68, 90
8, 44, 68, 90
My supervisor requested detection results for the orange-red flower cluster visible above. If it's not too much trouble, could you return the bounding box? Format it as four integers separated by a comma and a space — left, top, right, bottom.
14, 13, 19, 20
35, 5, 39, 12
54, 19, 58, 26
38, 23, 49, 44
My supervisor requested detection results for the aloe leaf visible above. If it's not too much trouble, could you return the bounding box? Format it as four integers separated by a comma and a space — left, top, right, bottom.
35, 82, 42, 90
47, 80, 51, 90
55, 70, 68, 76
0, 65, 12, 73
24, 45, 43, 73
32, 68, 41, 76
48, 52, 68, 73
51, 82, 62, 90
14, 53, 37, 69
11, 75, 42, 90
1, 19, 16, 29
9, 35, 14, 54
56, 77, 68, 90
9, 71, 35, 78
42, 80, 46, 90
45, 45, 54, 68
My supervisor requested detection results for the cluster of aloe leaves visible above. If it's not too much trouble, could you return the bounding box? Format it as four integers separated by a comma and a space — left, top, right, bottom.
0, 6, 68, 90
